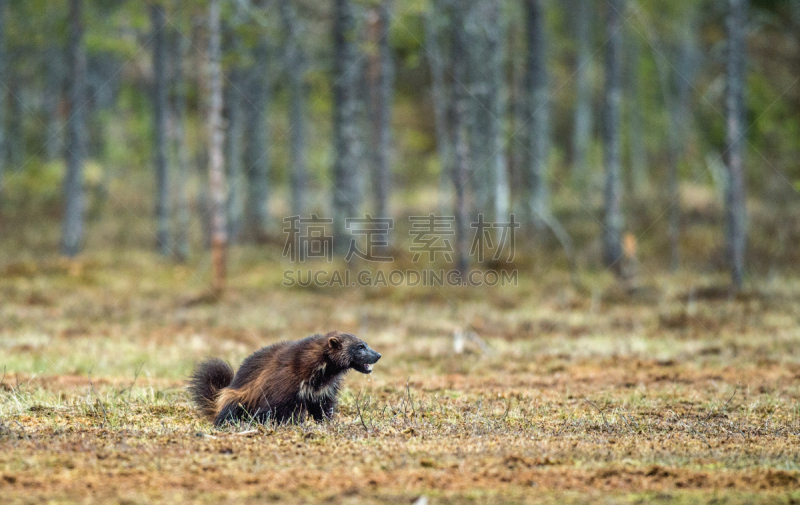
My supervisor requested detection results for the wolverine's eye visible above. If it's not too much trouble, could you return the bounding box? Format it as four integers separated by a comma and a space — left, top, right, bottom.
357, 344, 366, 351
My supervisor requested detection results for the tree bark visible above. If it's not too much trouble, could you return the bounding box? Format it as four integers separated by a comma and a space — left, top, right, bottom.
424, 0, 453, 216
7, 68, 23, 169
471, 0, 504, 225
44, 43, 64, 162
279, 0, 308, 218
208, 0, 227, 295
224, 23, 245, 243
626, 30, 647, 194
725, 0, 747, 289
571, 0, 593, 189
169, 28, 191, 262
61, 0, 87, 257
151, 4, 170, 256
525, 0, 550, 226
451, 3, 470, 276
367, 0, 394, 222
668, 10, 699, 272
0, 0, 6, 206
243, 39, 271, 241
602, 0, 624, 274
332, 0, 363, 255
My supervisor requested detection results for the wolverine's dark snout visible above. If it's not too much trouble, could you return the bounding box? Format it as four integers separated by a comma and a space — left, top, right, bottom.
350, 340, 381, 374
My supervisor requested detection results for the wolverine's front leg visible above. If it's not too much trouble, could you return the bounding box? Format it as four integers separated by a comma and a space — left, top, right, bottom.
305, 400, 325, 421
321, 397, 337, 420
305, 398, 336, 421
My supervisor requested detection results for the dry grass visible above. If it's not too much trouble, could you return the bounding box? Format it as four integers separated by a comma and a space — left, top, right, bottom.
1, 243, 800, 504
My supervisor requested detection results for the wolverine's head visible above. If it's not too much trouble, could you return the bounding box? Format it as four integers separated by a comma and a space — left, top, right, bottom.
325, 332, 381, 374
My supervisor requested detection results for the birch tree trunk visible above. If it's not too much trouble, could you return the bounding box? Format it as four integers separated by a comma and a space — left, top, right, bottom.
151, 4, 170, 256
169, 28, 191, 262
279, 0, 308, 218
208, 0, 227, 295
332, 0, 363, 255
224, 23, 245, 243
7, 67, 23, 169
725, 0, 748, 289
471, 0, 504, 225
668, 10, 699, 271
626, 30, 647, 194
571, 0, 593, 189
243, 40, 271, 241
61, 0, 87, 257
0, 0, 6, 206
44, 42, 64, 162
424, 0, 453, 216
602, 0, 624, 273
525, 0, 550, 227
451, 3, 470, 276
367, 0, 394, 222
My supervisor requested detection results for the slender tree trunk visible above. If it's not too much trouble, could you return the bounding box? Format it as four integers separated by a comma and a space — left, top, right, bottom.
151, 4, 170, 256
667, 11, 699, 272
525, 0, 550, 227
424, 1, 453, 216
508, 17, 527, 214
367, 0, 394, 222
0, 0, 6, 206
332, 0, 362, 255
224, 25, 245, 243
208, 0, 227, 295
0, 0, 8, 207
279, 0, 308, 218
243, 40, 271, 241
471, 0, 504, 225
725, 0, 747, 289
645, 27, 682, 274
602, 0, 624, 274
169, 28, 191, 262
7, 69, 23, 169
61, 0, 87, 257
44, 43, 64, 162
571, 0, 592, 189
491, 4, 510, 226
627, 31, 647, 193
451, 4, 470, 276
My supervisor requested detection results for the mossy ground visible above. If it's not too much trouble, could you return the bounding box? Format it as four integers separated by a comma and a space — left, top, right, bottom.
1, 243, 799, 504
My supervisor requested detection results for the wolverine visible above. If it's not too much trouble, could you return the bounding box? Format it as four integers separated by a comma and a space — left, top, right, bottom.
188, 331, 381, 426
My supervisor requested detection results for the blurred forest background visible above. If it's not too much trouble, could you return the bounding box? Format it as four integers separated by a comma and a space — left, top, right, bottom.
0, 0, 798, 291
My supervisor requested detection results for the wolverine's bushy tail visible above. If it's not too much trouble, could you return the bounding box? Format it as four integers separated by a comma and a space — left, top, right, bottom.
188, 358, 234, 420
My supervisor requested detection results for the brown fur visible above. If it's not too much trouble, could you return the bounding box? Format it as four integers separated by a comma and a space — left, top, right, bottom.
188, 331, 381, 425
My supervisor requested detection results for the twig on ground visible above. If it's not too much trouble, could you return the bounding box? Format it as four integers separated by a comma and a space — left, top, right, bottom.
464, 331, 497, 356
501, 398, 512, 421
680, 420, 712, 449
406, 378, 416, 419
705, 385, 739, 423
88, 372, 109, 428
355, 390, 369, 433
555, 414, 571, 436
618, 412, 636, 433
124, 362, 146, 402
13, 421, 30, 442
581, 395, 611, 432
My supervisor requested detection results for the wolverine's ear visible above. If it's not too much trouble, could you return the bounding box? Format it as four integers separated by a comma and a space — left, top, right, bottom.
328, 336, 342, 349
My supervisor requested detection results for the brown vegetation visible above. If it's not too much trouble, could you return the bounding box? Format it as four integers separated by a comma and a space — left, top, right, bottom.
1, 248, 799, 504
